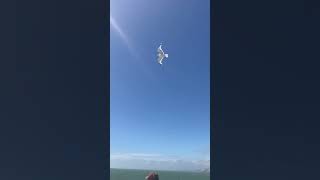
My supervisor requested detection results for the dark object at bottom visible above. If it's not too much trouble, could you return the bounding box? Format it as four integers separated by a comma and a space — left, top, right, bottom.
154, 174, 159, 180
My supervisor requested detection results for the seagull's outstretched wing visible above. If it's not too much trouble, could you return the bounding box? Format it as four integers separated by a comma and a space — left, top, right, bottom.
157, 44, 168, 65
157, 45, 164, 54
157, 55, 164, 65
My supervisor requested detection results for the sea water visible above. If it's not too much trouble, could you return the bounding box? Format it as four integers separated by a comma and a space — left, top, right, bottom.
110, 168, 210, 180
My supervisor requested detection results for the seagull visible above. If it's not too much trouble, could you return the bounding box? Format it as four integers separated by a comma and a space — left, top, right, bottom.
157, 44, 168, 65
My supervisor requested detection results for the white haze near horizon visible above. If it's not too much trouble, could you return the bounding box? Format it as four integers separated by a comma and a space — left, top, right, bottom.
110, 153, 210, 172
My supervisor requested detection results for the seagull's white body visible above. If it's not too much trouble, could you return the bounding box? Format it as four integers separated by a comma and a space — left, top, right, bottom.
157, 44, 168, 65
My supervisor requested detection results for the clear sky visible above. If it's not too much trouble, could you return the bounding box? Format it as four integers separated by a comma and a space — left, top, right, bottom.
110, 0, 210, 171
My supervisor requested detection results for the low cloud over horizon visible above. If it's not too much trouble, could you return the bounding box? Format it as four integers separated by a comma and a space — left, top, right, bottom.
110, 153, 210, 171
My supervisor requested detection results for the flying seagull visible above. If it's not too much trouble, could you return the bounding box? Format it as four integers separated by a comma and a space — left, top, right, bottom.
157, 44, 168, 65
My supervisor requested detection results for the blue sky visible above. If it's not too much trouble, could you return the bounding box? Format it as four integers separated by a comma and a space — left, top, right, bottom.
110, 0, 210, 171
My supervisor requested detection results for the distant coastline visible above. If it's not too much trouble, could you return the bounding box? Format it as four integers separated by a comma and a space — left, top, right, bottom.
110, 167, 210, 174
